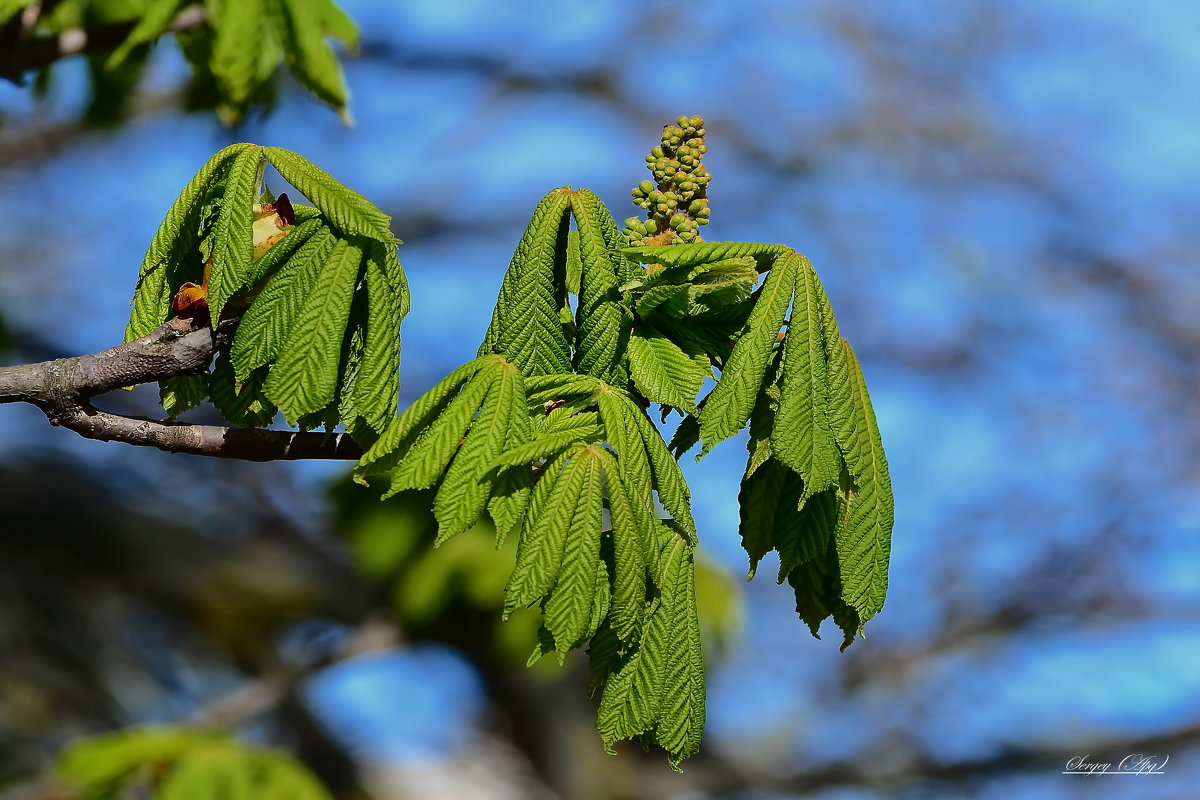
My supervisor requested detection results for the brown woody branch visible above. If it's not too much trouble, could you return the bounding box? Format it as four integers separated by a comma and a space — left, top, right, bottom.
0, 317, 363, 461
0, 4, 207, 83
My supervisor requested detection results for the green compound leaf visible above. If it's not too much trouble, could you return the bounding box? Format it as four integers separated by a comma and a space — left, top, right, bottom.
354, 358, 488, 478
265, 148, 395, 242
380, 367, 494, 497
571, 189, 634, 387
595, 448, 647, 643
698, 249, 797, 455
628, 323, 710, 412
355, 241, 409, 431
125, 144, 248, 342
209, 0, 266, 112
618, 241, 790, 269
107, 0, 188, 68
263, 236, 363, 422
653, 529, 706, 769
504, 445, 589, 616
278, 0, 351, 113
207, 145, 266, 324
772, 252, 841, 503
231, 225, 337, 379
833, 340, 893, 624
433, 358, 526, 545
479, 188, 574, 376
543, 446, 604, 651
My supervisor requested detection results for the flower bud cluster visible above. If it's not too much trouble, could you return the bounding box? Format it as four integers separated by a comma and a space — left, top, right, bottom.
624, 115, 712, 246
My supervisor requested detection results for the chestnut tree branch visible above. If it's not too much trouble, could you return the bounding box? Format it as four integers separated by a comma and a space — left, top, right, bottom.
0, 317, 363, 461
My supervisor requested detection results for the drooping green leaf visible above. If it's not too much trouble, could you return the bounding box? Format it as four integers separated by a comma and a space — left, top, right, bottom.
381, 368, 493, 497
208, 0, 266, 112
595, 448, 647, 643
354, 241, 408, 430
207, 145, 266, 324
628, 323, 710, 412
353, 358, 486, 478
699, 250, 797, 454
160, 375, 207, 418
618, 241, 790, 269
772, 252, 841, 503
571, 189, 633, 387
653, 527, 706, 768
433, 359, 525, 544
543, 446, 604, 650
278, 0, 350, 113
788, 542, 860, 650
833, 340, 893, 624
125, 144, 247, 342
231, 225, 337, 379
107, 0, 187, 67
263, 236, 362, 422
479, 188, 574, 376
209, 351, 277, 428
627, 400, 698, 543
265, 148, 395, 242
775, 486, 838, 581
504, 446, 590, 615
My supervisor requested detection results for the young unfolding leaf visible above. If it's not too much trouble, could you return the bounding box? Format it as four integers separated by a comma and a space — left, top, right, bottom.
772, 252, 841, 503
619, 241, 790, 270
479, 188, 574, 376
125, 144, 248, 342
278, 0, 353, 114
832, 340, 893, 624
263, 237, 363, 422
571, 189, 634, 387
543, 446, 605, 650
628, 323, 710, 412
699, 250, 797, 454
232, 226, 337, 379
433, 358, 526, 544
265, 148, 395, 242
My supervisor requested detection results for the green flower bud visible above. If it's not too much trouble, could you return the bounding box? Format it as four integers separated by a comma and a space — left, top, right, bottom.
642, 220, 658, 236
651, 146, 665, 158
669, 214, 686, 229
639, 180, 654, 194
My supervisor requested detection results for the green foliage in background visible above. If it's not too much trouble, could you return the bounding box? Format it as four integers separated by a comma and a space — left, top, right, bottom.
56, 727, 331, 799
1, 0, 356, 124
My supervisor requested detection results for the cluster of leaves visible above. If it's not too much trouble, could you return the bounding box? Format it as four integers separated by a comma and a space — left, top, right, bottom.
623, 115, 712, 246
1, 0, 357, 124
56, 727, 331, 799
350, 160, 893, 764
125, 142, 408, 436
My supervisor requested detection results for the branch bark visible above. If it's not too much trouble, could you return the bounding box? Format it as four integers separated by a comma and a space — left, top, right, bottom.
0, 317, 363, 461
